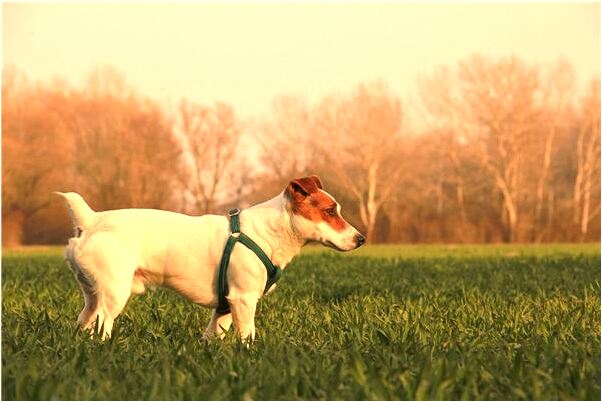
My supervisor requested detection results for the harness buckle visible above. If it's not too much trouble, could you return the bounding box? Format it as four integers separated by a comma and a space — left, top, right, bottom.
228, 208, 241, 234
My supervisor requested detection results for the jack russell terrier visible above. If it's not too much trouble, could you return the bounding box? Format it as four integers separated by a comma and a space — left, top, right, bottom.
57, 175, 365, 341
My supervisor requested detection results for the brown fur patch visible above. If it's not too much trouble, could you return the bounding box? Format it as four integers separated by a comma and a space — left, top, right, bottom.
288, 177, 321, 196
288, 186, 347, 232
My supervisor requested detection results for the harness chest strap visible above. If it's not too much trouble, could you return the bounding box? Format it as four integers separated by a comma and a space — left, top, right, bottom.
216, 209, 282, 314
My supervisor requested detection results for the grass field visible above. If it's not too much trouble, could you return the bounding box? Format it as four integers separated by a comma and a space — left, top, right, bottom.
2, 244, 600, 400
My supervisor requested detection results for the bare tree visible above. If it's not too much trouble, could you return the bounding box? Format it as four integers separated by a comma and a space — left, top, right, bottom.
312, 82, 406, 242
464, 56, 543, 242
255, 95, 311, 183
532, 60, 575, 241
176, 100, 241, 215
416, 73, 472, 234
421, 55, 542, 242
573, 78, 601, 240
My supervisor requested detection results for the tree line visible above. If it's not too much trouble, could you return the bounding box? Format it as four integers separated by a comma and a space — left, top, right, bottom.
2, 55, 600, 245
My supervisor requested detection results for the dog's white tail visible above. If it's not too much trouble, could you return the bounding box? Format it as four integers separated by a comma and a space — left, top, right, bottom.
54, 192, 96, 232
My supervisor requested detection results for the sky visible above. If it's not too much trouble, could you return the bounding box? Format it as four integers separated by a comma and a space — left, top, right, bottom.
2, 2, 600, 120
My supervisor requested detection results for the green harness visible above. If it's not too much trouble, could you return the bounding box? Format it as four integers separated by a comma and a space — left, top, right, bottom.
216, 209, 283, 314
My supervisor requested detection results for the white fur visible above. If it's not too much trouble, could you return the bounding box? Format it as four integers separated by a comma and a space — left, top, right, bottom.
56, 189, 361, 342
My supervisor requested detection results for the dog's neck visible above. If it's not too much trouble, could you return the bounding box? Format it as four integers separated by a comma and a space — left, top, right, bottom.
240, 192, 305, 269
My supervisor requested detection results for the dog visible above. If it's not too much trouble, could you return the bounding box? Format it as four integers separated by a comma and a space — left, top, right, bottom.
56, 175, 365, 341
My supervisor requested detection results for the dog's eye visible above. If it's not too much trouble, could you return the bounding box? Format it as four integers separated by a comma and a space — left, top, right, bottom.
325, 207, 336, 216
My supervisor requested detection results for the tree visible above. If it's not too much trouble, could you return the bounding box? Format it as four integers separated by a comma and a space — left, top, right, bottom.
421, 55, 543, 242
2, 69, 73, 245
462, 56, 543, 242
255, 96, 311, 181
573, 78, 601, 241
312, 82, 406, 242
67, 68, 181, 211
176, 100, 241, 215
531, 60, 575, 241
245, 95, 315, 203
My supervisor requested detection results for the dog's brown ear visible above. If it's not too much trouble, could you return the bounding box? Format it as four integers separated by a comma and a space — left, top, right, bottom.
286, 176, 321, 201
308, 175, 323, 190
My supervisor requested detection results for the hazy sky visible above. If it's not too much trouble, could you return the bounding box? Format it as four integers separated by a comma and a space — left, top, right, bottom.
3, 2, 600, 119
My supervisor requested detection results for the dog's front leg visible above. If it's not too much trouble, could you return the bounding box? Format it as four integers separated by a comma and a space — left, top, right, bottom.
229, 294, 258, 343
203, 310, 232, 340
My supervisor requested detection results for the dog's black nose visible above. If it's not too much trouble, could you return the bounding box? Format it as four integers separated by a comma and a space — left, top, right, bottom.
355, 233, 366, 247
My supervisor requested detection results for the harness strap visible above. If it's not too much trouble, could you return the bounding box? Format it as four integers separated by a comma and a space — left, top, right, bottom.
216, 209, 282, 314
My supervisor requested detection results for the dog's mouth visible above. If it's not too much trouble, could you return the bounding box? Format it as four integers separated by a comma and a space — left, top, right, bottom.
308, 239, 350, 252
323, 240, 346, 252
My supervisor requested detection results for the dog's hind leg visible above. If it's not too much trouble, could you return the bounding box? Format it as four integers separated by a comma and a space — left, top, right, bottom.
66, 239, 99, 332
68, 234, 136, 340
95, 274, 134, 340
78, 291, 99, 333
68, 262, 125, 340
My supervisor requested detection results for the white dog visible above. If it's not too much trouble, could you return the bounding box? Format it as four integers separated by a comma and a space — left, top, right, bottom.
57, 175, 365, 341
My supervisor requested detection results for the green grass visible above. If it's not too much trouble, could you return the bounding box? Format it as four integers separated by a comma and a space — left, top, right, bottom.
305, 242, 602, 258
2, 244, 600, 400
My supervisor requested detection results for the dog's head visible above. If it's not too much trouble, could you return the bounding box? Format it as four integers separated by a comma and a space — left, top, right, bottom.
284, 175, 366, 251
